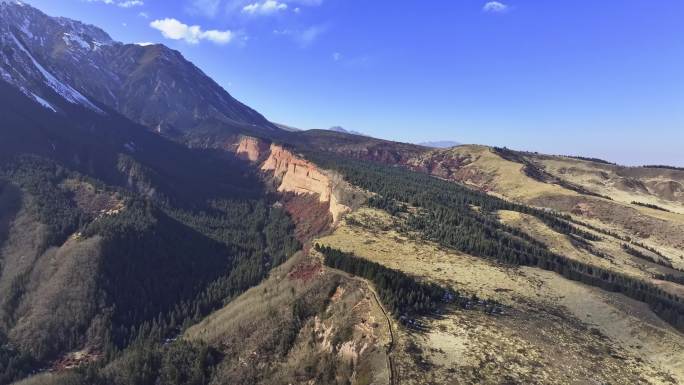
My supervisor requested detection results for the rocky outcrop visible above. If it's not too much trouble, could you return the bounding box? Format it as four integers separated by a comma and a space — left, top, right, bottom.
237, 137, 360, 223
236, 136, 269, 162
261, 143, 352, 222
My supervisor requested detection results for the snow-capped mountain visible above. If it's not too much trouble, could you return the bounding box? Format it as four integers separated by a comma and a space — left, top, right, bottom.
0, 1, 106, 112
0, 1, 276, 134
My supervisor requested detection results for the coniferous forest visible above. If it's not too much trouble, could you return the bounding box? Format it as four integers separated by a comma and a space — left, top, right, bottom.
0, 154, 300, 384
315, 244, 446, 316
305, 152, 684, 332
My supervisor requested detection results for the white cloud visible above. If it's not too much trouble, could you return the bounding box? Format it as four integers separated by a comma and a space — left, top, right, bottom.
138, 11, 149, 18
242, 0, 287, 15
483, 1, 509, 13
223, 0, 321, 16
332, 52, 341, 61
86, 0, 144, 7
150, 18, 234, 44
118, 0, 143, 7
199, 29, 233, 43
135, 42, 155, 46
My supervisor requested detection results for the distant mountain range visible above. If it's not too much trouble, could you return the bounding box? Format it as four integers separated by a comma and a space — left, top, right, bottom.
328, 126, 366, 136
418, 140, 461, 148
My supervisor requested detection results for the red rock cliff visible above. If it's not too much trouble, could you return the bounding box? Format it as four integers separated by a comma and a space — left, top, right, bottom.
237, 137, 353, 223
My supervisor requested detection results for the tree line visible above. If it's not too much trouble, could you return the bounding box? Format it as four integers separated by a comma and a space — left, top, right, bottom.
0, 154, 301, 384
304, 152, 684, 332
315, 244, 446, 316
631, 201, 671, 212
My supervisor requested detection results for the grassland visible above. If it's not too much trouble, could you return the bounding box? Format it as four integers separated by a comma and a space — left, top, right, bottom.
536, 157, 684, 213
409, 145, 684, 270
408, 145, 573, 201
315, 208, 684, 384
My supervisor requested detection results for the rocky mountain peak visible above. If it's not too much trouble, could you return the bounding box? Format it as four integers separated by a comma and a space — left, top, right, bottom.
0, 1, 278, 135
2, 1, 113, 48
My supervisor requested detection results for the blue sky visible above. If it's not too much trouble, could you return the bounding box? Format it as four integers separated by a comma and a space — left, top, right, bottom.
24, 0, 684, 166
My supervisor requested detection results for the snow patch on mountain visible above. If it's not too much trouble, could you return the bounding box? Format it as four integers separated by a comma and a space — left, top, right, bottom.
19, 17, 33, 39
9, 32, 103, 113
63, 33, 90, 50
0, 1, 26, 7
123, 142, 137, 153
30, 92, 56, 111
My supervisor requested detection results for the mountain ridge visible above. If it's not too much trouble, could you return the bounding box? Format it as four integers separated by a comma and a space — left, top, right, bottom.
0, 1, 277, 137
1, 3, 683, 384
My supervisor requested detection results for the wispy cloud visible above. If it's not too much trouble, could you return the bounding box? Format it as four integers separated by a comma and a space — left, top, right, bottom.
297, 24, 326, 46
118, 0, 143, 7
273, 24, 327, 47
187, 0, 222, 18
482, 1, 509, 13
332, 52, 374, 69
86, 0, 144, 7
137, 11, 149, 18
242, 0, 288, 15
288, 0, 322, 5
150, 18, 234, 44
221, 0, 322, 16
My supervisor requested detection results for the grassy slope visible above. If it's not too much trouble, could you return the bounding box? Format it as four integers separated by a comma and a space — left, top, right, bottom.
184, 252, 391, 385
316, 208, 684, 384
536, 156, 684, 212
411, 145, 684, 269
498, 210, 684, 296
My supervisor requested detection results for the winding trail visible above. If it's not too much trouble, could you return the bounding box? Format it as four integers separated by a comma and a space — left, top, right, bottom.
320, 250, 398, 384
350, 276, 397, 385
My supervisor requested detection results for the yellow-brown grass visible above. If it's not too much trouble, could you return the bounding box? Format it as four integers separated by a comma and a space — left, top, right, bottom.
316, 208, 684, 384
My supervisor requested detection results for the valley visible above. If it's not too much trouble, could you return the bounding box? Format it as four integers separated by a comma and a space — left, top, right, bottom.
0, 2, 682, 384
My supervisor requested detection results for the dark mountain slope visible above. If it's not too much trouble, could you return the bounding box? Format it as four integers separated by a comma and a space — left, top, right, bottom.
0, 81, 299, 382
0, 1, 277, 137
103, 43, 277, 136
0, 79, 263, 205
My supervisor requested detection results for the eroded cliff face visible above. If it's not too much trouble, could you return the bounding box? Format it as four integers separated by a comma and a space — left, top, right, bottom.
261, 144, 352, 223
235, 136, 270, 162
237, 137, 357, 223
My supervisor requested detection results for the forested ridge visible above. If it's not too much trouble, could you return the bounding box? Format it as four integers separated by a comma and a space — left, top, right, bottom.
304, 152, 684, 332
315, 244, 446, 316
0, 154, 300, 384
316, 245, 505, 323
